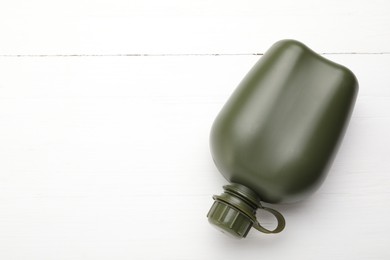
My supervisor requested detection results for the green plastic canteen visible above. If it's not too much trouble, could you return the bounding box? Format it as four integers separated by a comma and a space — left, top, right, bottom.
207, 39, 358, 238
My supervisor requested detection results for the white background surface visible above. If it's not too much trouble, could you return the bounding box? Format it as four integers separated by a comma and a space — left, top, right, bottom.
0, 1, 389, 259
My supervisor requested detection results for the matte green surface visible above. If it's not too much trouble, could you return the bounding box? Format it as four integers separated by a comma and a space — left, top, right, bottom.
210, 39, 358, 204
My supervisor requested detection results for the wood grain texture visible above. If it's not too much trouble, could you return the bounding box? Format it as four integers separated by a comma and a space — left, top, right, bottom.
0, 0, 389, 259
0, 0, 389, 54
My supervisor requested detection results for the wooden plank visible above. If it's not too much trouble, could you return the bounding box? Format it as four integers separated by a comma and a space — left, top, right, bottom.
0, 0, 389, 54
0, 54, 389, 259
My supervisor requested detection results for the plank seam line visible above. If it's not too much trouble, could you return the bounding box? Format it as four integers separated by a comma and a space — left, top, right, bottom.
0, 52, 389, 57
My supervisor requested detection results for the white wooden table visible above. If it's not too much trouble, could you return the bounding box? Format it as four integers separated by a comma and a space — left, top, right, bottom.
1, 1, 389, 259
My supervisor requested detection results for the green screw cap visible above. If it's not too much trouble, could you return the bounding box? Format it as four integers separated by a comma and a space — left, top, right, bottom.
207, 184, 286, 238
207, 200, 254, 238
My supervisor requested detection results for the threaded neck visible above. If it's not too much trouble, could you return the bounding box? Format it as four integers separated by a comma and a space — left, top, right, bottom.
207, 183, 286, 238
